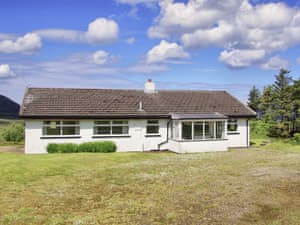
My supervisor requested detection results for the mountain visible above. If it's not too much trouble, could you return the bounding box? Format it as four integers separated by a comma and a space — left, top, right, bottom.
0, 95, 20, 119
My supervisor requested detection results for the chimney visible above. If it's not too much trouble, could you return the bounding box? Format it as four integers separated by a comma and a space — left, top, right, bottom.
144, 79, 156, 94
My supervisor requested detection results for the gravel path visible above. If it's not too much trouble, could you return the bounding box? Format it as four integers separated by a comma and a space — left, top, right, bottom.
0, 145, 24, 153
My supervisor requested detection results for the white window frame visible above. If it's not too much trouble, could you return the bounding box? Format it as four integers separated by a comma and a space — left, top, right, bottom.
42, 120, 80, 137
180, 120, 226, 141
93, 120, 129, 136
146, 120, 160, 135
227, 119, 238, 133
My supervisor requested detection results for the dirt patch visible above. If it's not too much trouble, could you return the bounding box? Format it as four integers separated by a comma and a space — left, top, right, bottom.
0, 145, 24, 153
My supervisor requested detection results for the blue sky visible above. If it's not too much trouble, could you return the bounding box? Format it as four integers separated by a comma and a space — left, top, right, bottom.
0, 0, 300, 103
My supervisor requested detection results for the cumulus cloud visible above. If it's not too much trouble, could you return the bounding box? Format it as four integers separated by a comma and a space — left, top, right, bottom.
148, 0, 244, 38
0, 33, 41, 54
261, 56, 289, 70
35, 18, 119, 44
93, 50, 110, 65
149, 0, 300, 68
219, 49, 266, 68
147, 40, 189, 64
0, 64, 15, 78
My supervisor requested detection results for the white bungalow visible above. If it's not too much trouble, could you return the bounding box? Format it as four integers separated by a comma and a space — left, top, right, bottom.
20, 80, 256, 154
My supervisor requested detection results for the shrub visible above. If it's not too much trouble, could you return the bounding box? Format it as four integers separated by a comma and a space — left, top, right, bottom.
47, 141, 117, 153
78, 141, 117, 153
292, 133, 300, 144
2, 122, 24, 142
47, 143, 78, 153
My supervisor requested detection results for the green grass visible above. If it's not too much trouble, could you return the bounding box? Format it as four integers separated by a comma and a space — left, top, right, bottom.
0, 147, 299, 225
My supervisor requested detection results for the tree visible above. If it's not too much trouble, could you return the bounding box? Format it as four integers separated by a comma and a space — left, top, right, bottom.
247, 86, 261, 112
291, 78, 300, 134
259, 69, 294, 137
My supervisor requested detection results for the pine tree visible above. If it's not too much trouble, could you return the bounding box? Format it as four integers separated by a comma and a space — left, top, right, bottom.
247, 86, 261, 112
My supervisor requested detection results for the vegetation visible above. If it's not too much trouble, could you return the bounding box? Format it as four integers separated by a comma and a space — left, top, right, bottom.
0, 120, 24, 146
47, 141, 117, 153
0, 147, 299, 225
248, 69, 300, 138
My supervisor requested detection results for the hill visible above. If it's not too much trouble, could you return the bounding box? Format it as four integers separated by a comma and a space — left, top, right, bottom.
0, 95, 20, 119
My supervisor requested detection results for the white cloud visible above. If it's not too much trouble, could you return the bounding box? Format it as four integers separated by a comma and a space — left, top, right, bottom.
148, 0, 244, 38
261, 56, 289, 70
148, 0, 300, 68
126, 37, 135, 44
219, 49, 265, 68
297, 57, 300, 64
35, 18, 119, 44
35, 29, 84, 43
147, 40, 189, 64
0, 64, 15, 78
182, 20, 236, 49
93, 50, 110, 65
85, 18, 119, 44
0, 33, 41, 54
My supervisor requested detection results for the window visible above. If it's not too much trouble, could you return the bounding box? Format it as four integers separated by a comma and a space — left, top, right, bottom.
194, 122, 204, 140
216, 121, 225, 139
146, 120, 160, 134
182, 122, 192, 139
227, 119, 238, 132
42, 121, 80, 136
181, 120, 226, 140
94, 120, 129, 136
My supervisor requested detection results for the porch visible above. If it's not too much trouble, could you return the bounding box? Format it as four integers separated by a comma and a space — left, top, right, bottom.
162, 113, 229, 153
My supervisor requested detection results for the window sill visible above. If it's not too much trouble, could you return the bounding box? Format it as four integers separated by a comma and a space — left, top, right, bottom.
92, 135, 131, 138
227, 132, 240, 135
145, 134, 161, 137
40, 136, 81, 139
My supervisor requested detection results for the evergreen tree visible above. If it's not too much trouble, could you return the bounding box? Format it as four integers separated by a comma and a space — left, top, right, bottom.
291, 78, 300, 134
247, 86, 261, 112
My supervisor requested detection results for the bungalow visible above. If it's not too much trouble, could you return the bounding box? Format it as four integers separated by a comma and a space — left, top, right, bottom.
20, 80, 256, 154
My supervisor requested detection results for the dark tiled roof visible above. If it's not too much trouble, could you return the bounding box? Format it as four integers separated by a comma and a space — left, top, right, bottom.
19, 88, 256, 118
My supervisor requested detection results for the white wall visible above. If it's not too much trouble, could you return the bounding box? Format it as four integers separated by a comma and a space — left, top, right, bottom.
227, 119, 249, 148
24, 118, 250, 154
161, 139, 228, 153
25, 119, 169, 154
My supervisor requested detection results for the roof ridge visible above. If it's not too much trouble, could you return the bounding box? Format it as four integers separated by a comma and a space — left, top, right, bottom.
27, 87, 227, 93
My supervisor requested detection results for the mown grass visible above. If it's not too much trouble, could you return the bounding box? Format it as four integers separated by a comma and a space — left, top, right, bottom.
0, 147, 299, 225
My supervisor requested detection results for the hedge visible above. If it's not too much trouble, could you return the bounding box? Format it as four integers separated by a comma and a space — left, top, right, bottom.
47, 141, 117, 153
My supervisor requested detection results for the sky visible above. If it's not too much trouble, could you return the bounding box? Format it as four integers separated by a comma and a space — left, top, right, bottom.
0, 0, 300, 104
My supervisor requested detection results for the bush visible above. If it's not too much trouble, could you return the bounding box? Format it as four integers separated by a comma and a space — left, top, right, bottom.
250, 119, 270, 139
292, 133, 300, 144
78, 141, 117, 153
47, 143, 78, 153
2, 122, 24, 142
47, 141, 117, 153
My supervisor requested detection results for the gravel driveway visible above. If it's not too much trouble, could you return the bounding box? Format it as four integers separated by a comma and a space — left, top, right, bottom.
0, 145, 24, 153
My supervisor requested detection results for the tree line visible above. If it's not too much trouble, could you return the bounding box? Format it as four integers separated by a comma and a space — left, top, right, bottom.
248, 69, 300, 138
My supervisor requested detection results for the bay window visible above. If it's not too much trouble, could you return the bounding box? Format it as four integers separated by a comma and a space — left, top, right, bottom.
180, 120, 225, 140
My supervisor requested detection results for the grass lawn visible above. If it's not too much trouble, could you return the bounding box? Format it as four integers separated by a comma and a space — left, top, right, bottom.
0, 147, 299, 225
